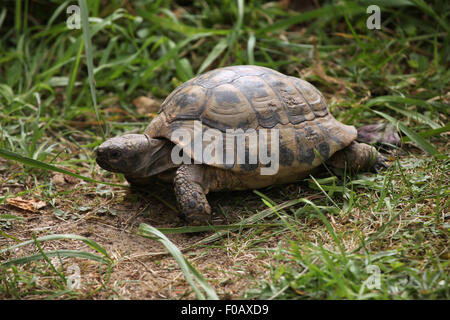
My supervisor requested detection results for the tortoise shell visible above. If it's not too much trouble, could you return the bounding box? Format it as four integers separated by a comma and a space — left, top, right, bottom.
146, 65, 357, 174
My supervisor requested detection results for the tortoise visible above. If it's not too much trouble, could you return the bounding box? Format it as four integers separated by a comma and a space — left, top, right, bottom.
96, 65, 387, 224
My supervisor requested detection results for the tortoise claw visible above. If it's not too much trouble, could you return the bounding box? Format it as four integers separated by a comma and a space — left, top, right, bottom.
185, 211, 227, 226
370, 154, 389, 173
210, 211, 228, 225
185, 214, 211, 226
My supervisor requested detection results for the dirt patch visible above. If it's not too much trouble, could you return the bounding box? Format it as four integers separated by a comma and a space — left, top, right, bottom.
0, 167, 279, 299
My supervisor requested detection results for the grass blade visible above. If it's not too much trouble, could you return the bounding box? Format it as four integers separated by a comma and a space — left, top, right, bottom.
0, 234, 111, 260
372, 110, 444, 158
138, 224, 219, 300
196, 198, 302, 246
402, 124, 450, 141
0, 147, 127, 188
365, 95, 447, 111
156, 223, 282, 234
139, 33, 210, 84
14, 0, 21, 35
410, 0, 449, 32
65, 37, 84, 111
137, 10, 229, 36
0, 214, 25, 221
78, 0, 105, 138
256, 4, 362, 34
2, 250, 110, 267
247, 34, 256, 65
197, 38, 228, 74
384, 104, 441, 129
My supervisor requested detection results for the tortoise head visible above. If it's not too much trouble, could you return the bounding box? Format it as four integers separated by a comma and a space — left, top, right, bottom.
95, 134, 164, 175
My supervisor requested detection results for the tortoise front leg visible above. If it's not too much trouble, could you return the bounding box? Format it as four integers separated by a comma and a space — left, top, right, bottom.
326, 141, 388, 173
173, 164, 212, 225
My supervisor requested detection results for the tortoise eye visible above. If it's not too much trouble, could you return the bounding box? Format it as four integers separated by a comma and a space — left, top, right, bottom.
110, 150, 121, 159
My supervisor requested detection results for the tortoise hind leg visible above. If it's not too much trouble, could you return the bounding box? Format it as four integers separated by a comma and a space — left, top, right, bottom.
326, 141, 388, 173
357, 123, 401, 146
174, 164, 212, 225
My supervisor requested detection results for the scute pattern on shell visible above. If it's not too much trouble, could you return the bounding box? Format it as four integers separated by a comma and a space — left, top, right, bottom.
161, 65, 329, 130
146, 65, 357, 173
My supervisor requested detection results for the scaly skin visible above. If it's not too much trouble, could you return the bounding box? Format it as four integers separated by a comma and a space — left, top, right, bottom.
326, 141, 388, 173
173, 164, 212, 224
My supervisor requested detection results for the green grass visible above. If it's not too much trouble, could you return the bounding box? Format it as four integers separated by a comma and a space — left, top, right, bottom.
0, 0, 449, 299
245, 156, 449, 299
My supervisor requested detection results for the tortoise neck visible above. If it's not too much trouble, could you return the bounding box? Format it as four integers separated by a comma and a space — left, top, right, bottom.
126, 138, 179, 180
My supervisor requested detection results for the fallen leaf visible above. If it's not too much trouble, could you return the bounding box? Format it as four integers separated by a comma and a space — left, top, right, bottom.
293, 288, 306, 295
406, 77, 417, 85
51, 169, 79, 186
103, 106, 129, 114
51, 173, 66, 186
411, 88, 426, 95
6, 196, 46, 213
172, 7, 185, 18
63, 174, 78, 184
132, 96, 161, 114
332, 32, 370, 40
428, 91, 449, 104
